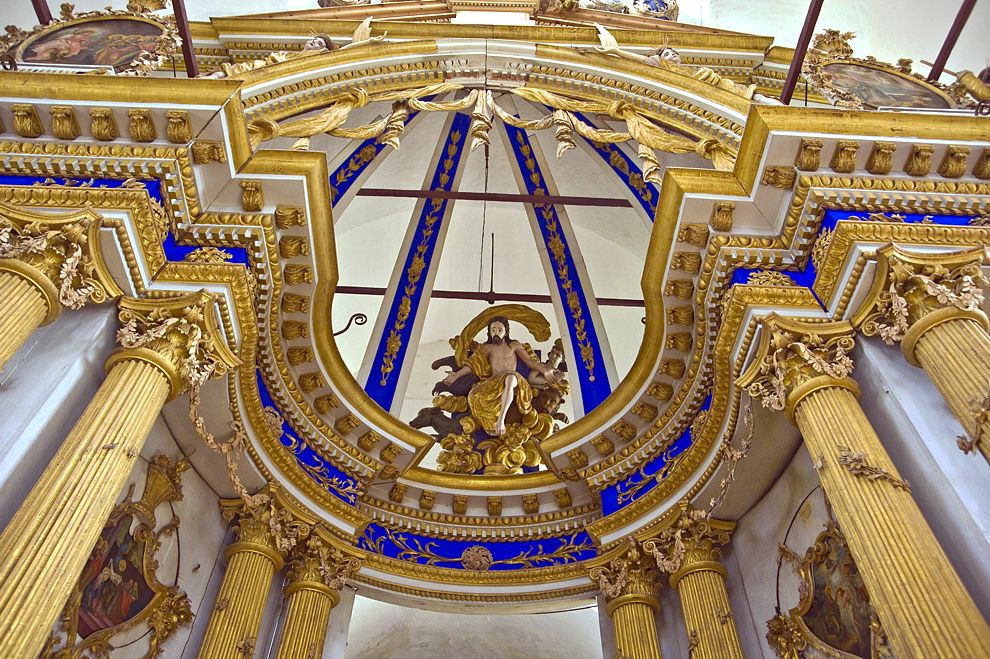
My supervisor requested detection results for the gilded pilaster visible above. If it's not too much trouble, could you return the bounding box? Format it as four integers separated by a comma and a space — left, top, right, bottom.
856, 245, 990, 463
199, 499, 309, 659
0, 202, 120, 368
275, 533, 361, 659
738, 316, 990, 658
645, 505, 742, 659
0, 292, 237, 658
590, 540, 664, 659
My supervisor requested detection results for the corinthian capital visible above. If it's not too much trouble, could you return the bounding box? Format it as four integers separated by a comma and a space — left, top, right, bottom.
287, 533, 361, 593
643, 504, 733, 576
589, 539, 663, 602
221, 493, 311, 558
0, 201, 121, 320
114, 291, 240, 398
855, 245, 987, 348
736, 316, 856, 417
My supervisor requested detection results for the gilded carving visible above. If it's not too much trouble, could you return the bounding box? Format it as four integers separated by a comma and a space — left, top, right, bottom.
165, 110, 192, 144
282, 320, 309, 340
646, 382, 673, 401
0, 202, 119, 312
389, 483, 406, 503
284, 264, 313, 286
829, 140, 859, 173
183, 247, 231, 264
191, 140, 227, 164
666, 333, 692, 352
314, 394, 340, 415
866, 141, 896, 175
903, 144, 934, 176
49, 106, 80, 140
660, 359, 686, 378
522, 494, 540, 514
643, 504, 730, 576
568, 448, 589, 469
334, 413, 360, 436
747, 270, 797, 287
281, 293, 310, 313
299, 372, 327, 393
630, 404, 658, 423
11, 104, 43, 138
357, 431, 383, 452
240, 180, 264, 212
287, 534, 361, 591
937, 145, 970, 179
975, 148, 990, 180
856, 245, 986, 345
127, 109, 157, 143
487, 497, 502, 516
761, 166, 796, 189
380, 442, 402, 464
275, 206, 305, 228
279, 236, 310, 258
452, 494, 468, 515
837, 448, 912, 491
794, 138, 824, 171
89, 108, 119, 141
419, 490, 436, 511
738, 317, 855, 412
589, 539, 662, 600
677, 223, 709, 247
709, 201, 734, 232
665, 279, 694, 299
671, 251, 701, 273
554, 489, 572, 509
591, 435, 615, 457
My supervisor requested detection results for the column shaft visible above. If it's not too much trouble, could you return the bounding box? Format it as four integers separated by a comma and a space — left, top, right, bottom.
0, 269, 49, 369
276, 583, 336, 658
608, 596, 662, 659
198, 544, 281, 658
795, 381, 990, 657
0, 356, 170, 657
913, 316, 990, 462
674, 564, 742, 659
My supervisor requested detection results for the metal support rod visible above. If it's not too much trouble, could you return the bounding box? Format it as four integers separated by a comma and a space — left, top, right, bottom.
780, 0, 825, 105
927, 0, 976, 82
31, 0, 53, 25
334, 285, 646, 307
357, 188, 632, 208
171, 0, 199, 78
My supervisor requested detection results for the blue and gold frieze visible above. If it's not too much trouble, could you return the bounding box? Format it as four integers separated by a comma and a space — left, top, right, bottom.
358, 523, 596, 570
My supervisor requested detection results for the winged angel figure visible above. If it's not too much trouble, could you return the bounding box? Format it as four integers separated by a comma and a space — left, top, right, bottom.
411, 305, 571, 475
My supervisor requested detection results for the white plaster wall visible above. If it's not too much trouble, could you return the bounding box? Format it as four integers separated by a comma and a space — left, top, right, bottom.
0, 303, 116, 530
731, 443, 830, 659
344, 595, 603, 658
854, 339, 990, 621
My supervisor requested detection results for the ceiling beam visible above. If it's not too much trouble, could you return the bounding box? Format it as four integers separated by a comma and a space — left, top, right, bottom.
356, 188, 633, 208
335, 285, 645, 307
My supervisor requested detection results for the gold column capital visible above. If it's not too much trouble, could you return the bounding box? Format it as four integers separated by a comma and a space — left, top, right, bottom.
590, 539, 663, 608
643, 504, 735, 587
285, 533, 361, 603
0, 201, 122, 322
113, 291, 240, 399
736, 316, 856, 423
853, 244, 988, 365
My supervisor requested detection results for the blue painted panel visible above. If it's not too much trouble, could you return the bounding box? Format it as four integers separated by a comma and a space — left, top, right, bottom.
329, 111, 419, 206
0, 174, 163, 202
358, 523, 596, 570
363, 112, 472, 410
256, 370, 361, 506
573, 112, 659, 218
503, 123, 613, 411
600, 393, 712, 515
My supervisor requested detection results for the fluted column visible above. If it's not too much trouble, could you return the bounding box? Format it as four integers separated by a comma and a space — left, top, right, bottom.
857, 245, 990, 463
199, 501, 294, 659
739, 316, 990, 658
276, 534, 361, 659
591, 540, 663, 659
0, 263, 56, 368
0, 292, 237, 658
646, 505, 742, 659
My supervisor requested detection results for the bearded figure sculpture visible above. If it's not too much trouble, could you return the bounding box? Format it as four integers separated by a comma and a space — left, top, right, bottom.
410, 305, 570, 475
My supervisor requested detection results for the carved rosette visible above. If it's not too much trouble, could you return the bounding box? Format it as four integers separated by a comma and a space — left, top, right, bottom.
0, 202, 121, 320
737, 316, 856, 420
114, 291, 240, 399
589, 539, 663, 603
856, 245, 987, 350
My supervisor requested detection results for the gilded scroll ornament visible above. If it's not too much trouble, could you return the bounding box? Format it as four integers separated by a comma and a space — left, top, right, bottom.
10, 103, 43, 138
43, 455, 192, 659
857, 245, 987, 345
762, 166, 797, 190
795, 138, 824, 171
710, 201, 735, 232
741, 317, 855, 411
50, 105, 80, 140
191, 141, 226, 164
829, 140, 859, 173
937, 145, 970, 179
89, 108, 119, 141
975, 148, 990, 180
127, 109, 156, 142
165, 110, 192, 144
748, 270, 797, 287
240, 180, 264, 212
0, 202, 119, 311
903, 144, 934, 176
866, 141, 896, 175
183, 247, 232, 264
